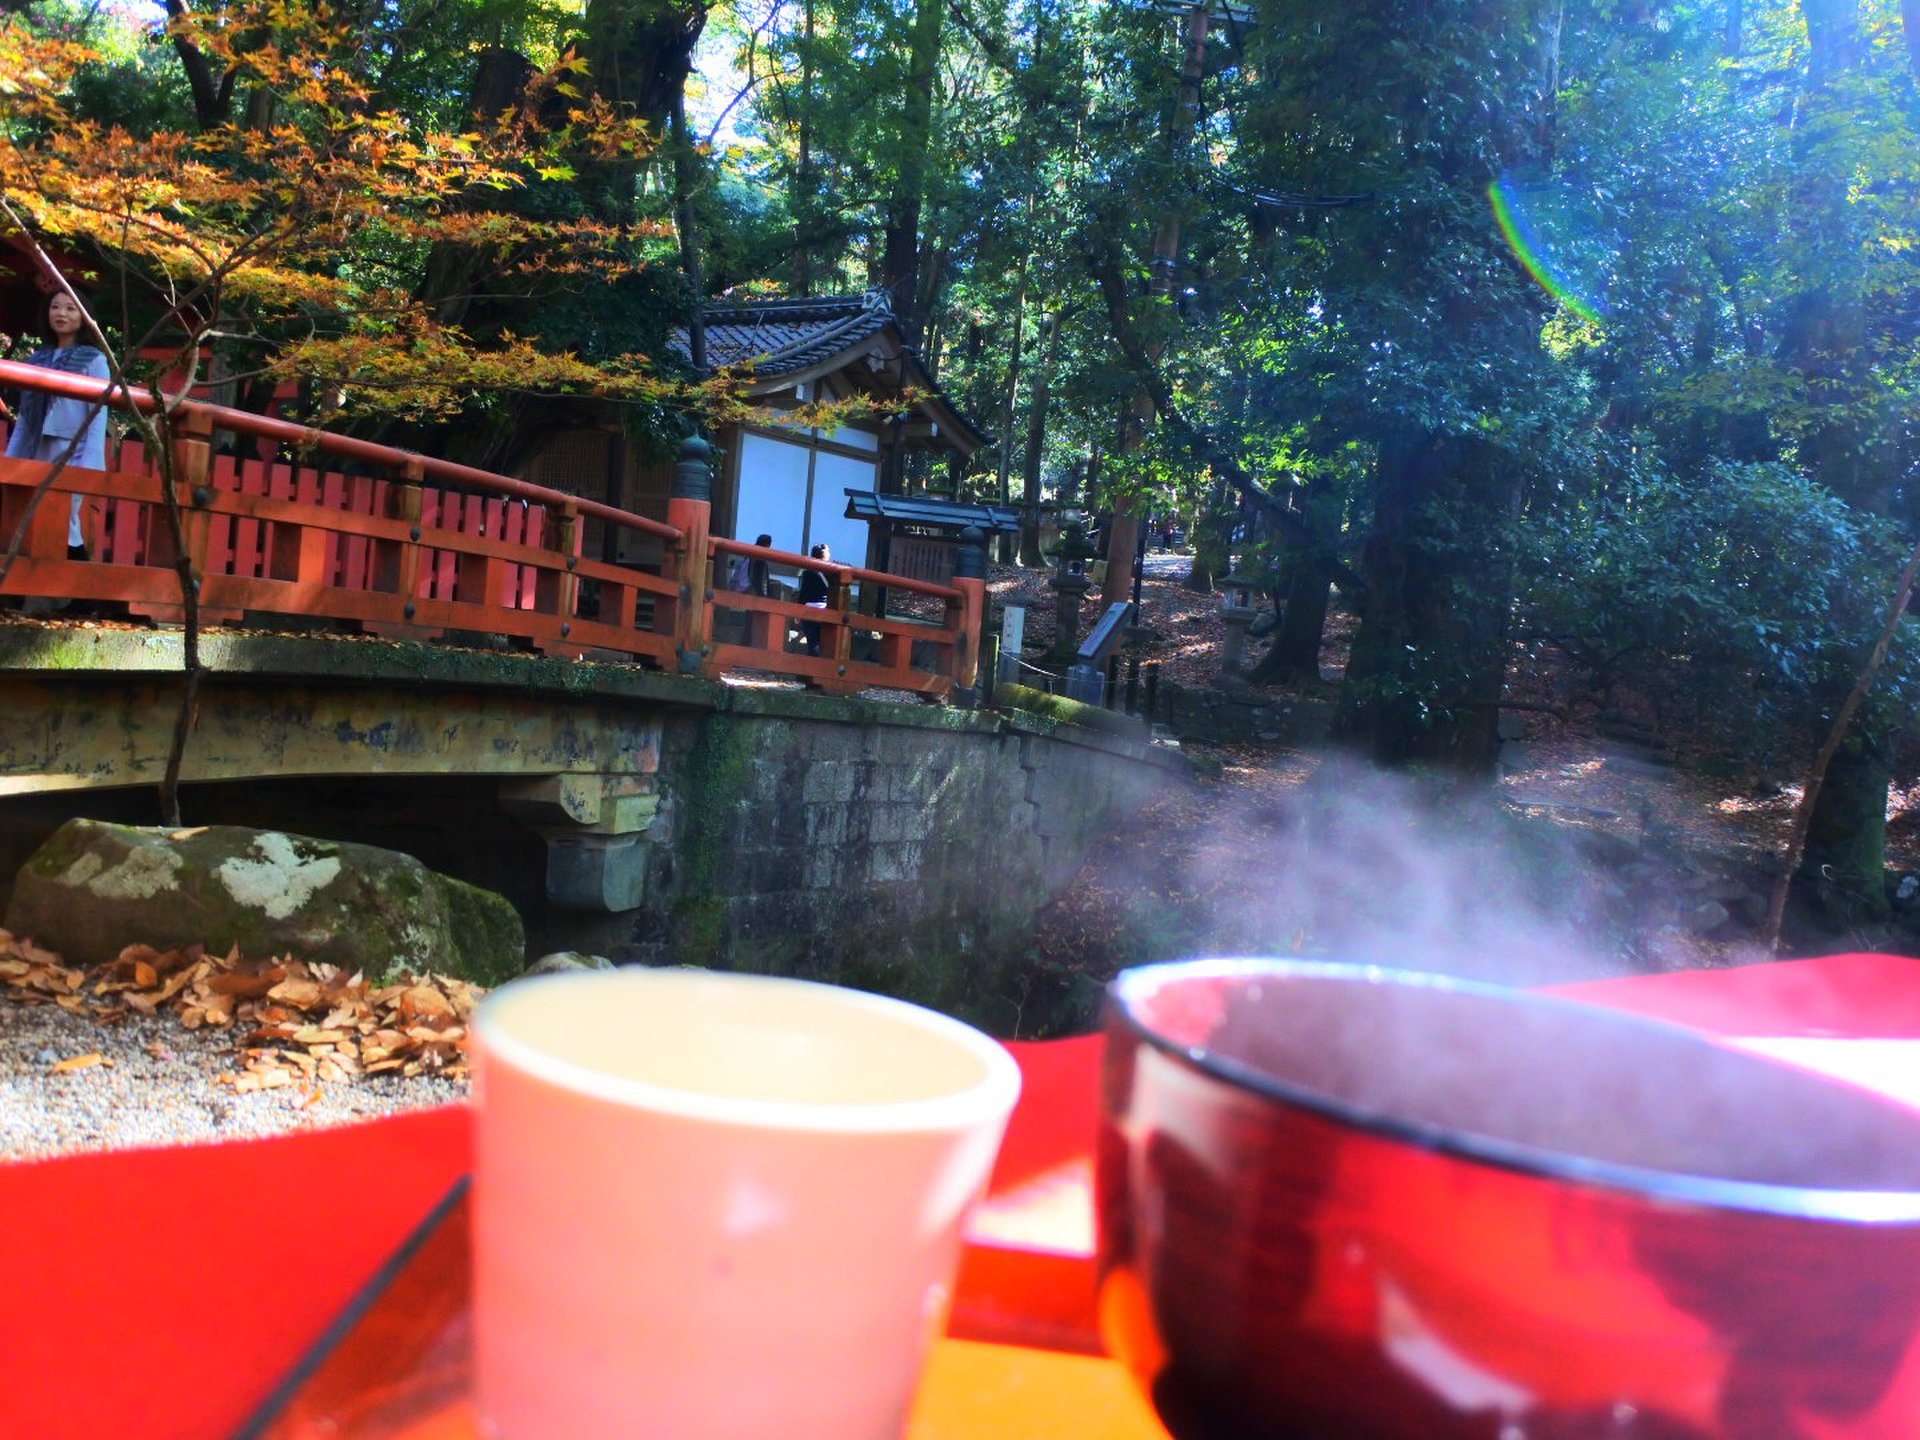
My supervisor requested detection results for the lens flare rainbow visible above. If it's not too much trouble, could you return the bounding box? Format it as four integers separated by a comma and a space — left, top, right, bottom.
1488, 177, 1604, 327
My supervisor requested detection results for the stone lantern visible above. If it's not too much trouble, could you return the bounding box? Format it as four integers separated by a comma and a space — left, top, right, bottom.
1045, 519, 1098, 663
1217, 562, 1259, 677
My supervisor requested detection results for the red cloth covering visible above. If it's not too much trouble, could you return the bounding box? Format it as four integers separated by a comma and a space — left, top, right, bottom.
0, 1039, 1110, 1438
0, 1105, 471, 1440
1552, 951, 1920, 1038
5, 954, 1920, 1436
989, 1035, 1103, 1192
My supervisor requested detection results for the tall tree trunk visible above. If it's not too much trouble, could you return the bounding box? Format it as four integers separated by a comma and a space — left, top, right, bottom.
878, 0, 943, 343
671, 92, 707, 372
581, 0, 707, 223
792, 0, 817, 295
1103, 0, 1211, 614
1184, 372, 1251, 591
1018, 310, 1059, 567
1060, 451, 1092, 511
1792, 736, 1893, 935
1183, 472, 1230, 592
1260, 555, 1334, 683
996, 268, 1029, 508
991, 269, 1029, 563
1764, 530, 1920, 949
420, 47, 535, 325
162, 0, 238, 130
1248, 474, 1339, 684
1335, 435, 1514, 773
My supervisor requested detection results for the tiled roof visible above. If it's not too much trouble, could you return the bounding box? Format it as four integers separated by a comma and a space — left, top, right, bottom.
844, 489, 1022, 534
672, 293, 894, 377
670, 290, 989, 456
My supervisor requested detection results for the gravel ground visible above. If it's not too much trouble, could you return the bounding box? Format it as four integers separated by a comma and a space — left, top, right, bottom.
0, 998, 466, 1162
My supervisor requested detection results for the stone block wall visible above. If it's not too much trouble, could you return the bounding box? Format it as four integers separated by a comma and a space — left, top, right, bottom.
616, 695, 1173, 1034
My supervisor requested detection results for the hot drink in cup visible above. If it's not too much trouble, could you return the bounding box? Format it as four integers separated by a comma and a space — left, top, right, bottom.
1096, 958, 1920, 1439
471, 968, 1020, 1440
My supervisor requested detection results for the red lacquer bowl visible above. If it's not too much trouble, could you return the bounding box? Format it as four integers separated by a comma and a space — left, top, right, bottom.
1095, 959, 1920, 1440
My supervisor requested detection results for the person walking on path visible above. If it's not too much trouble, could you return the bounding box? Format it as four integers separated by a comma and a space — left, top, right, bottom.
5, 291, 110, 561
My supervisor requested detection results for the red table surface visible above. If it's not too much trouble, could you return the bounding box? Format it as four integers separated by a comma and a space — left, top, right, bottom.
2, 952, 1918, 1440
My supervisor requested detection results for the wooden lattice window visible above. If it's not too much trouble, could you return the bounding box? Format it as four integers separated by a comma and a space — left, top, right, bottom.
527, 431, 609, 498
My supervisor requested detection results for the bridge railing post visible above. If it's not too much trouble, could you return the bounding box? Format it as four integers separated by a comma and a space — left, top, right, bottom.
823, 565, 857, 691
949, 525, 987, 706
385, 459, 425, 600
666, 434, 713, 676
533, 502, 582, 654
361, 458, 439, 640
142, 406, 209, 574
142, 407, 241, 624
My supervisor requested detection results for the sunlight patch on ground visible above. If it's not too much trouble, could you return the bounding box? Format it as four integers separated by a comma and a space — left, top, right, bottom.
1715, 788, 1802, 817
1196, 743, 1318, 798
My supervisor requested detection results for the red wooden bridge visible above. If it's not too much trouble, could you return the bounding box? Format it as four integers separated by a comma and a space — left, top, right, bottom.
0, 359, 987, 700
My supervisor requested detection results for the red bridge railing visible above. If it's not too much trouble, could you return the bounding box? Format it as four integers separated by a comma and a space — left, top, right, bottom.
0, 360, 986, 700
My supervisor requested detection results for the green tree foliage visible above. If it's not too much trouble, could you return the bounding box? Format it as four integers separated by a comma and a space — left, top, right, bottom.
1528, 0, 1920, 920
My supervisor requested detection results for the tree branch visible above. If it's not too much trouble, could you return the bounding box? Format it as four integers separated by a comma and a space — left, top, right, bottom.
1763, 535, 1920, 951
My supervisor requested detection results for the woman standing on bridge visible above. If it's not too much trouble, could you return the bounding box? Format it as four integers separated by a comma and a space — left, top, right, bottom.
5, 289, 110, 560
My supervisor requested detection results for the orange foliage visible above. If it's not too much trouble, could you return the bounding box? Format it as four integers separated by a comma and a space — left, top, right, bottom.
0, 6, 742, 424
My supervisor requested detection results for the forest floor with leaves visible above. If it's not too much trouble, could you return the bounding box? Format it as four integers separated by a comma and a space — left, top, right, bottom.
1002, 551, 1920, 1029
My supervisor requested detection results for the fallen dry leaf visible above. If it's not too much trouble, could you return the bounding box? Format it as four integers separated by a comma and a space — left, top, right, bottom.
208, 966, 287, 999
267, 977, 326, 1009
48, 1052, 110, 1074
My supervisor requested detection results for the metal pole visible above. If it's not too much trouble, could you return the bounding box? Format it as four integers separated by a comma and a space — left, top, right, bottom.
1126, 654, 1140, 715
1144, 662, 1160, 727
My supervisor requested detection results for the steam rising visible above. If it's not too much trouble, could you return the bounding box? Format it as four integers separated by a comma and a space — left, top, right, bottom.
1151, 754, 1758, 988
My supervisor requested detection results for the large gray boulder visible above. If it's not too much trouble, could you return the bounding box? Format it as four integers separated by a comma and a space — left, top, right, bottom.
5, 820, 524, 986
523, 951, 616, 978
